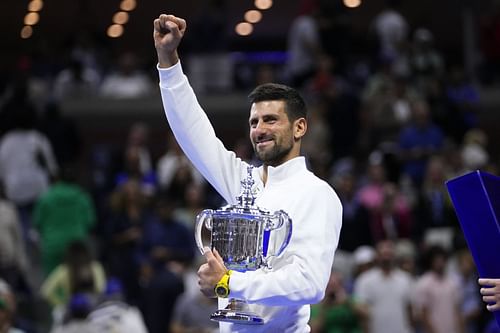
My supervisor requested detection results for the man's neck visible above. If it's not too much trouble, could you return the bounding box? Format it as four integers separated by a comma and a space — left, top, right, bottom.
262, 165, 269, 185
260, 153, 302, 185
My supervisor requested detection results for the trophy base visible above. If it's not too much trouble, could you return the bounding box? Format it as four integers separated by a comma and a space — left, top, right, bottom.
210, 309, 264, 325
210, 298, 264, 325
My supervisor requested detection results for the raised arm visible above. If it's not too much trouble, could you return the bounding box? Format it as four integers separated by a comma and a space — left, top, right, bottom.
153, 14, 249, 203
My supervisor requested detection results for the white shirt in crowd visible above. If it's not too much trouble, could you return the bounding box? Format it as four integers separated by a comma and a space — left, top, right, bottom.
0, 130, 58, 205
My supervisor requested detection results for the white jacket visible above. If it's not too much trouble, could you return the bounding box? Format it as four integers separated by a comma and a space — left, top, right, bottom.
158, 61, 342, 333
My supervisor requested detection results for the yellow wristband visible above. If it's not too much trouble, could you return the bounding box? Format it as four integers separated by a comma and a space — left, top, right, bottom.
214, 270, 232, 298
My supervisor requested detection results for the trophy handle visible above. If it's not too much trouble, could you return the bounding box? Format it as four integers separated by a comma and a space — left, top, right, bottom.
265, 210, 293, 259
195, 209, 213, 255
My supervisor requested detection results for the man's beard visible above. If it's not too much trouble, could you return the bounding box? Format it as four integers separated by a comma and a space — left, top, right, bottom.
253, 138, 293, 167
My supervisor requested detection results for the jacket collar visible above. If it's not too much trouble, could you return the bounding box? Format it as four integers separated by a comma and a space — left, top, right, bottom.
259, 156, 307, 185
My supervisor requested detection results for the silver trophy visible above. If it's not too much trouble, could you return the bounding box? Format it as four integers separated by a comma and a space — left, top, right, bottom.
195, 166, 292, 325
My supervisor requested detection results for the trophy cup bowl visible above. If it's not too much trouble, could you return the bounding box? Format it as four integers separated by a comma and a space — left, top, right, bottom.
194, 166, 292, 325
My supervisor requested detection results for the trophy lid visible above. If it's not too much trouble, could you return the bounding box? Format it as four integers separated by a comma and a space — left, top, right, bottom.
236, 165, 256, 209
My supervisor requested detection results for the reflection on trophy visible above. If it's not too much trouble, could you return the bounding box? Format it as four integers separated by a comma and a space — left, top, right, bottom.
195, 166, 293, 325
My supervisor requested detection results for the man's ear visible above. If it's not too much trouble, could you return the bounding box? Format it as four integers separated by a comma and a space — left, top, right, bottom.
293, 118, 307, 140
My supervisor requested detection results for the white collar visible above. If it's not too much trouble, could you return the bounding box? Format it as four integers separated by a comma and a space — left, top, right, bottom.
259, 156, 307, 185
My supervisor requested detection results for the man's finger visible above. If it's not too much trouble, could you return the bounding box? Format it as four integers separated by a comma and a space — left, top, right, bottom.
165, 21, 180, 38
170, 16, 186, 33
153, 19, 164, 34
483, 295, 498, 303
479, 278, 499, 287
480, 287, 497, 296
487, 303, 500, 312
213, 249, 224, 263
203, 247, 214, 259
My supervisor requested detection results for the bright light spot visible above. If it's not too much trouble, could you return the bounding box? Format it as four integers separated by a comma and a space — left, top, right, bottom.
24, 12, 40, 25
235, 22, 253, 36
107, 24, 124, 38
113, 11, 129, 24
254, 0, 272, 10
120, 0, 136, 11
28, 0, 44, 12
343, 0, 361, 8
244, 10, 262, 23
20, 25, 33, 39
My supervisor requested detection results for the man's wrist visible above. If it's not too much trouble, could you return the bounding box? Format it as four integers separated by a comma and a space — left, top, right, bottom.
214, 270, 232, 298
157, 50, 179, 68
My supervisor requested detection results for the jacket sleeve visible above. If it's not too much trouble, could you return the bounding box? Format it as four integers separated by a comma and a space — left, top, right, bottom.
158, 61, 246, 203
229, 185, 342, 306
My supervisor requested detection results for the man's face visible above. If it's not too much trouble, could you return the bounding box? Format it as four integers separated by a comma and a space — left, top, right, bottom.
249, 100, 295, 166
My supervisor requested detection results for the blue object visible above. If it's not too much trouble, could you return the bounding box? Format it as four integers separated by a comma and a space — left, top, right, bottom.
105, 277, 123, 296
446, 170, 500, 327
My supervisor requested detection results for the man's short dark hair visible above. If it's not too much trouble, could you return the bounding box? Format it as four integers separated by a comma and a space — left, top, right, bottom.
248, 83, 307, 121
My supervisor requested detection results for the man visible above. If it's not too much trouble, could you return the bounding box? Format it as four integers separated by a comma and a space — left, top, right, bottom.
153, 14, 342, 332
353, 239, 414, 333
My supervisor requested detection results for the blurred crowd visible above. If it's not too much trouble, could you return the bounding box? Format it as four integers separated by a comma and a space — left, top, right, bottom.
1, 0, 500, 332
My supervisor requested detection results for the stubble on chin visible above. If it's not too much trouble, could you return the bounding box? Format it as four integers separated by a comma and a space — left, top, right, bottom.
254, 142, 292, 167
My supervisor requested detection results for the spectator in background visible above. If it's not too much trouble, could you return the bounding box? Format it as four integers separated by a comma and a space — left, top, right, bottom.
41, 241, 105, 324
331, 170, 373, 252
170, 288, 219, 333
39, 102, 82, 166
452, 249, 481, 333
88, 278, 148, 333
0, 105, 58, 244
104, 178, 150, 305
0, 280, 26, 333
461, 129, 489, 171
52, 59, 100, 100
310, 270, 369, 333
413, 245, 464, 333
409, 28, 445, 93
356, 151, 411, 229
361, 63, 420, 147
352, 246, 376, 281
156, 132, 204, 195
301, 100, 332, 179
139, 191, 195, 272
354, 239, 414, 333
0, 182, 29, 295
100, 52, 153, 99
34, 165, 96, 276
172, 181, 207, 230
125, 122, 153, 177
357, 152, 389, 211
49, 293, 96, 333
139, 192, 193, 333
370, 0, 409, 67
394, 239, 417, 277
414, 156, 458, 244
69, 30, 104, 79
398, 99, 444, 187
370, 182, 413, 243
444, 66, 480, 143
286, 2, 322, 88
115, 145, 157, 198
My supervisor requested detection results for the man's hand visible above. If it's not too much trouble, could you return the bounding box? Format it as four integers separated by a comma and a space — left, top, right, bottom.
479, 278, 500, 311
197, 247, 227, 298
153, 14, 187, 68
